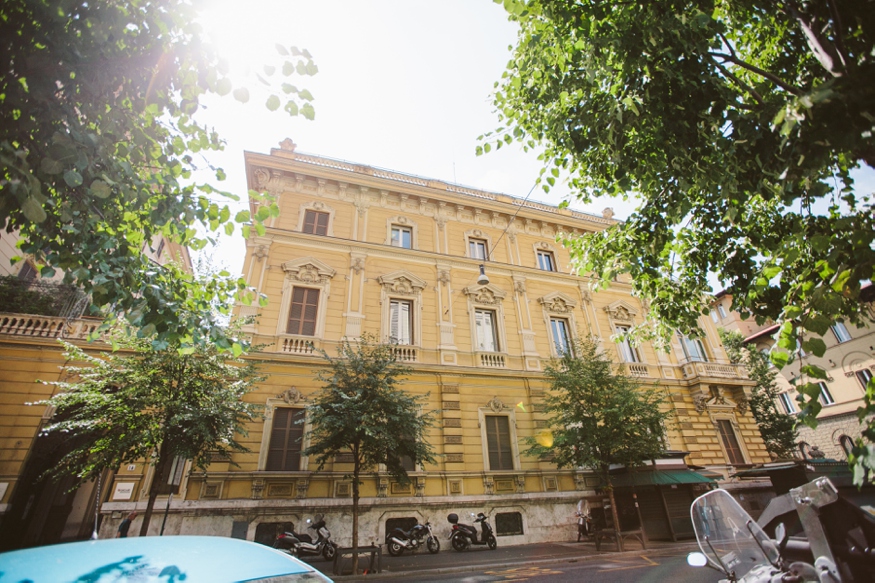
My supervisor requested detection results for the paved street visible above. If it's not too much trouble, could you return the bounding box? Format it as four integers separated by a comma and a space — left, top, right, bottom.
300, 539, 721, 582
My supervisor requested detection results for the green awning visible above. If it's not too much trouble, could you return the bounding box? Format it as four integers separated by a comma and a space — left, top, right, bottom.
605, 469, 715, 488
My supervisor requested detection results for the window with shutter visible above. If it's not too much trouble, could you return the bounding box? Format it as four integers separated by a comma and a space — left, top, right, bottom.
266, 408, 305, 471
485, 415, 514, 470
302, 210, 329, 235
550, 318, 572, 355
389, 299, 413, 344
287, 287, 320, 336
716, 420, 745, 465
475, 309, 498, 352
615, 325, 640, 363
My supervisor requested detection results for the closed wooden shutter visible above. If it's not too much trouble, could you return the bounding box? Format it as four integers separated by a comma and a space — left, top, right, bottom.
485, 415, 513, 470
287, 287, 319, 335
717, 420, 744, 464
266, 408, 305, 471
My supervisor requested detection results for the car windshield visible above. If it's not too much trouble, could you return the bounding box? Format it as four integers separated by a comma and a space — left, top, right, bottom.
690, 488, 778, 579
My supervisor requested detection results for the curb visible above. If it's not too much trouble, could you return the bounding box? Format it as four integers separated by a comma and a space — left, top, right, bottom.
331, 541, 701, 580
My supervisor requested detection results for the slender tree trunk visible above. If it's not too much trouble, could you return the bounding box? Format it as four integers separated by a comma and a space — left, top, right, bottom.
139, 444, 169, 536
351, 447, 360, 574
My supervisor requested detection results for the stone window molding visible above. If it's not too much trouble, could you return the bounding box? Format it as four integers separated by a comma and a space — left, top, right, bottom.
605, 300, 645, 363
257, 389, 311, 472
464, 283, 509, 353
532, 241, 561, 272
276, 257, 336, 338
709, 412, 750, 465
477, 397, 521, 472
377, 270, 427, 346
465, 229, 494, 260
386, 215, 418, 249
539, 292, 579, 356
296, 200, 336, 236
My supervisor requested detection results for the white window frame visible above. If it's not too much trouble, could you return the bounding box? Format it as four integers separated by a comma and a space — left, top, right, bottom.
465, 229, 494, 261
717, 304, 728, 319
778, 392, 796, 414
464, 283, 508, 356
538, 292, 579, 357
550, 317, 573, 355
388, 299, 414, 345
817, 382, 835, 406
475, 308, 500, 352
615, 325, 641, 363
378, 271, 426, 347
856, 368, 873, 391
679, 334, 709, 362
386, 216, 417, 249
831, 322, 852, 343
276, 257, 336, 339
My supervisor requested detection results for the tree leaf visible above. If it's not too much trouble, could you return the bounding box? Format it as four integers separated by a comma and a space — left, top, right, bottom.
63, 170, 83, 187
233, 87, 250, 103
266, 95, 281, 111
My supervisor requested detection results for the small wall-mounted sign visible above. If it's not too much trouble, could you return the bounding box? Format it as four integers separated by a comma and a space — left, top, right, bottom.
112, 482, 135, 500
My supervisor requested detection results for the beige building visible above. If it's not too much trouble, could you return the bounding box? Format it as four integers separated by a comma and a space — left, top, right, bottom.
711, 290, 875, 462
0, 230, 189, 549
1, 143, 770, 548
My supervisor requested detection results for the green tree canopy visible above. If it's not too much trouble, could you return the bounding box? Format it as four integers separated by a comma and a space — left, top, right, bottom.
526, 337, 672, 532
1, 0, 317, 350
490, 0, 874, 481
34, 336, 263, 535
304, 336, 436, 570
721, 329, 798, 460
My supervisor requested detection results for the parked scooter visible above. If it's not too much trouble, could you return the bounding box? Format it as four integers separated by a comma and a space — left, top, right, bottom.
274, 514, 338, 561
686, 479, 859, 582
385, 520, 440, 555
448, 512, 497, 551
575, 499, 593, 542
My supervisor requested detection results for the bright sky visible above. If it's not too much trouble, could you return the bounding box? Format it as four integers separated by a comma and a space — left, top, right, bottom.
194, 0, 625, 274
194, 0, 874, 282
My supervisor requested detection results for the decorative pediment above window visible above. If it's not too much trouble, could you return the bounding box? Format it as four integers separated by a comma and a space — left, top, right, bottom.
604, 300, 638, 323
281, 257, 336, 284
694, 386, 738, 414
538, 292, 577, 314
464, 283, 507, 306
377, 271, 427, 296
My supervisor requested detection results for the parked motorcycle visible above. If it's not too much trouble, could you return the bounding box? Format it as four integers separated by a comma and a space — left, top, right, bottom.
274, 514, 338, 561
385, 520, 440, 555
686, 478, 867, 582
448, 512, 497, 551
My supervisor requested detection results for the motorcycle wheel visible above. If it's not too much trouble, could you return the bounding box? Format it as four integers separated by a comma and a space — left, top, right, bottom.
451, 535, 468, 552
487, 535, 497, 550
426, 536, 440, 554
387, 541, 404, 556
322, 543, 337, 561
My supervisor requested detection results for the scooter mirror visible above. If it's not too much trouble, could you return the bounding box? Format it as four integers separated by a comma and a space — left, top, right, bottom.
686, 552, 708, 568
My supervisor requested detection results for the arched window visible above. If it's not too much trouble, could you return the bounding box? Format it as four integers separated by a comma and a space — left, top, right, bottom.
839, 435, 855, 460
797, 441, 810, 460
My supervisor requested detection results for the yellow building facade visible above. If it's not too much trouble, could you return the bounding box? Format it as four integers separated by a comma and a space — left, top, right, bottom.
1, 143, 769, 547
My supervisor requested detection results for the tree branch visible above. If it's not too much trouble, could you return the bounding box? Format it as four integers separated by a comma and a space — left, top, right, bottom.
782, 0, 845, 77
711, 58, 764, 105
709, 52, 804, 96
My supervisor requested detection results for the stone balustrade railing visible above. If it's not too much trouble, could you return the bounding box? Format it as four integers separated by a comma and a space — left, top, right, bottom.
0, 313, 100, 340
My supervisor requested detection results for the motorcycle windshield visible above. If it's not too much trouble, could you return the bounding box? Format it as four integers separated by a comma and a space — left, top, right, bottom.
690, 489, 779, 579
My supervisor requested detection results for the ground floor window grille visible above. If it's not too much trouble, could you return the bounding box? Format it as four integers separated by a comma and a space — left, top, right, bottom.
495, 512, 523, 536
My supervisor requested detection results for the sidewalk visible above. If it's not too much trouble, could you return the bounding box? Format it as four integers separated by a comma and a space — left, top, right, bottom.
316, 538, 701, 580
